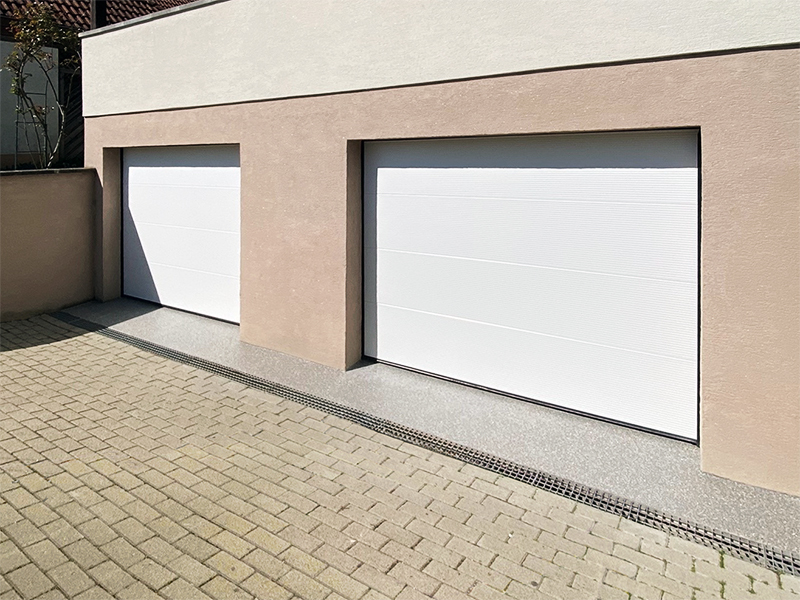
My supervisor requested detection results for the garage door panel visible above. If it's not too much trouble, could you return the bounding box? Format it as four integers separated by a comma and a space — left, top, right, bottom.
125, 185, 240, 232
130, 263, 239, 323
365, 131, 698, 439
127, 168, 240, 188
376, 168, 697, 204
364, 130, 696, 187
123, 145, 240, 323
375, 249, 697, 360
371, 303, 697, 439
373, 196, 697, 282
125, 145, 240, 182
124, 221, 240, 278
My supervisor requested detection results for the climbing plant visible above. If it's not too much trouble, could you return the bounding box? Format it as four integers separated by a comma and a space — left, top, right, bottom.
3, 2, 81, 169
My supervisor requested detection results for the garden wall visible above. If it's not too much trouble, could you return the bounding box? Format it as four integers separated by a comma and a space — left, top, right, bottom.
1, 169, 97, 321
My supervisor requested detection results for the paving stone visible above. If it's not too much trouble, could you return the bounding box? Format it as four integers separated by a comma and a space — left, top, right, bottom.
63, 539, 107, 570
0, 542, 29, 575
147, 516, 189, 543
128, 558, 177, 590
99, 537, 144, 568
279, 569, 330, 600
87, 560, 135, 594
182, 515, 222, 539
318, 566, 370, 599
240, 573, 292, 600
72, 585, 115, 600
206, 551, 254, 583
243, 548, 292, 580
388, 562, 441, 596
175, 534, 219, 562
4, 520, 46, 548
209, 530, 254, 559
349, 542, 395, 573
0, 506, 22, 529
23, 539, 67, 571
3, 489, 38, 510
48, 562, 94, 596
122, 499, 160, 524
353, 564, 406, 598
0, 318, 788, 600
5, 564, 53, 599
51, 474, 82, 493
168, 554, 216, 586
19, 503, 58, 527
161, 578, 213, 600
245, 527, 290, 555
201, 576, 253, 600
76, 519, 117, 546
30, 589, 67, 600
117, 581, 162, 600
17, 474, 49, 494
112, 517, 154, 545
40, 520, 82, 549
212, 511, 255, 537
280, 546, 326, 576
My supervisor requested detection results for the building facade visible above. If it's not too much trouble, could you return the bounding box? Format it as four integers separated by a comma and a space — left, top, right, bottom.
80, 0, 800, 496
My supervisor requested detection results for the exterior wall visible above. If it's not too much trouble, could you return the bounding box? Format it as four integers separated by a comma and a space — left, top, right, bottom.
80, 0, 800, 116
0, 170, 96, 321
83, 48, 800, 496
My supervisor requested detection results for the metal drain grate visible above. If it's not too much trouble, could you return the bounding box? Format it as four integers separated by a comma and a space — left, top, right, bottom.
52, 311, 800, 576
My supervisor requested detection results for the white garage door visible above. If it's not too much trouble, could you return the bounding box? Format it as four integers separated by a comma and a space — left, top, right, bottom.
364, 130, 698, 440
123, 145, 241, 323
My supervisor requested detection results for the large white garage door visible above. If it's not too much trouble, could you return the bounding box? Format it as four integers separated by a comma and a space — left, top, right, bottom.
364, 130, 698, 440
123, 145, 241, 323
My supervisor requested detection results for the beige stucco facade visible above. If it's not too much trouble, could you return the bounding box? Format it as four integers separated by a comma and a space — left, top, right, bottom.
82, 47, 800, 495
0, 170, 97, 321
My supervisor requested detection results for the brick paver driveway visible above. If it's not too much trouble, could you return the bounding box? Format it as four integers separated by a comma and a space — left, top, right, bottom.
1, 316, 796, 600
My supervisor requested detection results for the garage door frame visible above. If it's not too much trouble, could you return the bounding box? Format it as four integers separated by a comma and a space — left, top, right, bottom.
121, 144, 242, 324
361, 128, 701, 443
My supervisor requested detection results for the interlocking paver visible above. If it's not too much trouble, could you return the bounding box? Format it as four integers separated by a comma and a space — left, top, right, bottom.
169, 554, 216, 586
128, 557, 177, 590
0, 316, 793, 600
24, 539, 67, 571
48, 562, 94, 596
0, 542, 28, 575
98, 538, 144, 569
5, 564, 53, 599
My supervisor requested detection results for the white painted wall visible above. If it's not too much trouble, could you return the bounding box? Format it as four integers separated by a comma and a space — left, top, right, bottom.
82, 0, 800, 116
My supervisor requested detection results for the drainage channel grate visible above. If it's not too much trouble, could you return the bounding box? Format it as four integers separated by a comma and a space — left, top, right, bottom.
52, 311, 800, 577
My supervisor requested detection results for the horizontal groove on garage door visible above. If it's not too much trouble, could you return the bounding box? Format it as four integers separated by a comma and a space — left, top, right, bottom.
51, 311, 800, 577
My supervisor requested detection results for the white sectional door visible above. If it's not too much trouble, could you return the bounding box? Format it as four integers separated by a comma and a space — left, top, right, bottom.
123, 145, 241, 323
364, 130, 699, 440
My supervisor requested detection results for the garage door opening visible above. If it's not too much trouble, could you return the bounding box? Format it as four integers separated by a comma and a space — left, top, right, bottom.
363, 130, 699, 440
122, 145, 241, 323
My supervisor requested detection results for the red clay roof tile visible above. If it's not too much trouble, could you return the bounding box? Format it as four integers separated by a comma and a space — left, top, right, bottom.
1, 0, 196, 32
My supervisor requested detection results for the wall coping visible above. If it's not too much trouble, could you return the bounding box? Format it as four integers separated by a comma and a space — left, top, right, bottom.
0, 168, 96, 177
79, 0, 228, 39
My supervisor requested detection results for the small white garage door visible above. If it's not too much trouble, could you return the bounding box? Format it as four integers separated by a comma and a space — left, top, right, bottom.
123, 145, 241, 323
364, 130, 698, 440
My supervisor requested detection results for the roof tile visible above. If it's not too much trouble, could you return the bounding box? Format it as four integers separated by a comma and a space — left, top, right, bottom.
1, 0, 196, 32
